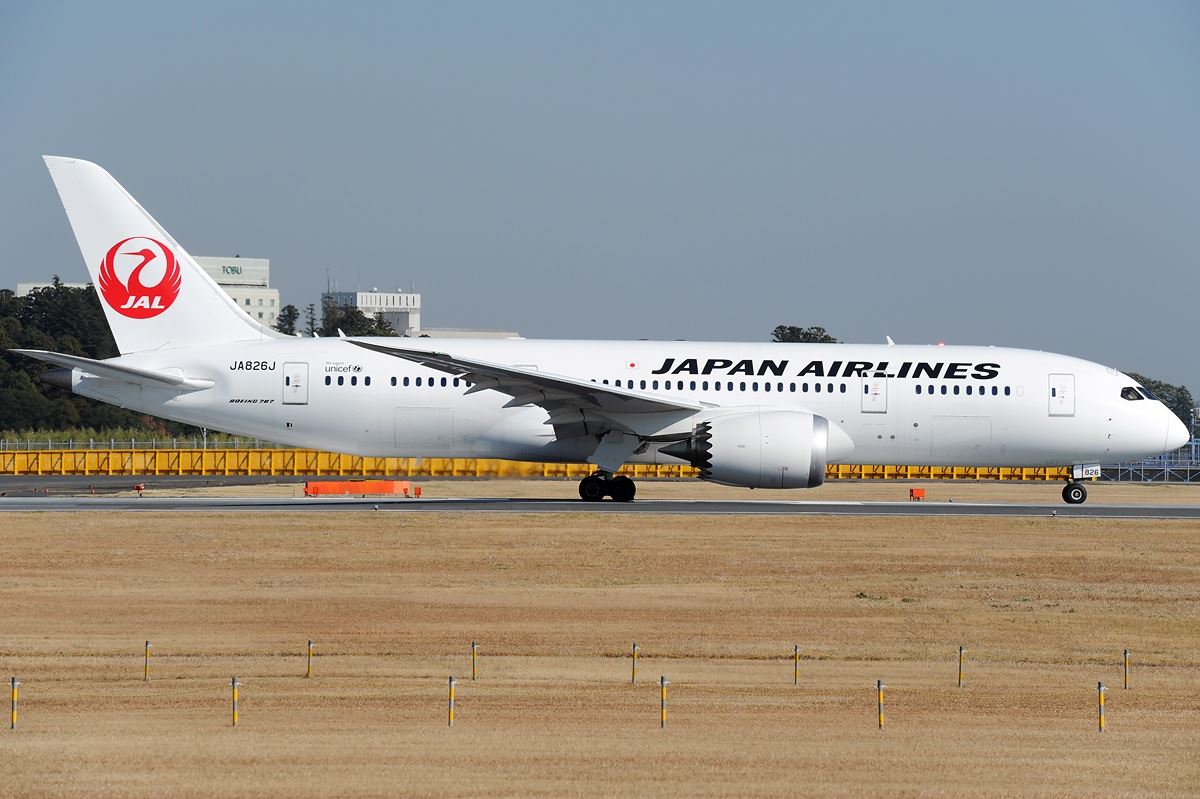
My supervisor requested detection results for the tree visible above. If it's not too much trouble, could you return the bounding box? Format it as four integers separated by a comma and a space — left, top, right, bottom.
274, 304, 299, 335
1127, 372, 1195, 434
0, 283, 187, 433
303, 303, 318, 337
771, 325, 838, 343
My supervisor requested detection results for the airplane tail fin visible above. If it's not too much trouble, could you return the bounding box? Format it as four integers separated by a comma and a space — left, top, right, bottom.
42, 156, 281, 354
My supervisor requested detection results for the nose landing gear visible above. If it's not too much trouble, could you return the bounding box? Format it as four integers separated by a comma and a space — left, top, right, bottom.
578, 472, 637, 502
1062, 481, 1087, 504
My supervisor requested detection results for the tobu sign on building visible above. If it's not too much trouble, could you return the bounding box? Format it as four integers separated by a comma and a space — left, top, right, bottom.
194, 256, 270, 287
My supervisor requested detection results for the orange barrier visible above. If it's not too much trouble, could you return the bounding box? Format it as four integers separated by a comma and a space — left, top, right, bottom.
304, 480, 413, 497
909, 488, 925, 502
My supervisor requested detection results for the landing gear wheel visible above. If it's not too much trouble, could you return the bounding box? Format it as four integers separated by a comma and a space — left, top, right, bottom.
1062, 482, 1087, 505
579, 475, 607, 502
609, 475, 636, 503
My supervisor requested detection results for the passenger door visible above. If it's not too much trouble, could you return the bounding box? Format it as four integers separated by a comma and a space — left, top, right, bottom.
1048, 373, 1075, 417
282, 362, 309, 405
861, 376, 888, 413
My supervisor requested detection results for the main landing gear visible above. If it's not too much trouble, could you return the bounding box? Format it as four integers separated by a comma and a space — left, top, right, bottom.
1062, 481, 1088, 505
579, 472, 636, 503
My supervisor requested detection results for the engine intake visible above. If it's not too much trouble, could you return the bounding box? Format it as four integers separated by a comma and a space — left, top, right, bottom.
659, 410, 850, 489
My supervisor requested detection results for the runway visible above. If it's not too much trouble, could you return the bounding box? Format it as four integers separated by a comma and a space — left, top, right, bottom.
1, 495, 1199, 518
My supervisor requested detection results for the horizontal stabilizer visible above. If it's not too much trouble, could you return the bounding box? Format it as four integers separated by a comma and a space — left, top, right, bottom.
11, 349, 214, 390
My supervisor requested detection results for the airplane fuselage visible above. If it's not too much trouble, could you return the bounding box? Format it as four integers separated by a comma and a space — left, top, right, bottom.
69, 338, 1181, 469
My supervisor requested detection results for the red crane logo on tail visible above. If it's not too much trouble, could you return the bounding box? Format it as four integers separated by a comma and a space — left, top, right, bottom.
98, 237, 182, 319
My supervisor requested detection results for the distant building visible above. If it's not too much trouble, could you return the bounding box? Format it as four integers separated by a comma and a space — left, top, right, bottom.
194, 256, 281, 327
322, 289, 520, 338
324, 290, 422, 335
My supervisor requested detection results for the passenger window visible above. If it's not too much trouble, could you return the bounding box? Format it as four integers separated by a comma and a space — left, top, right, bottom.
350, 376, 357, 386
1051, 387, 1056, 397
840, 384, 846, 393
789, 383, 796, 392
966, 385, 972, 395
285, 376, 291, 386
752, 382, 758, 391
690, 381, 697, 390
953, 385, 959, 395
627, 380, 634, 389
916, 385, 922, 395
337, 376, 344, 386
441, 377, 447, 387
764, 383, 771, 392
325, 376, 331, 386
1004, 386, 1010, 396
403, 377, 410, 386
727, 382, 733, 391
640, 380, 646, 389
827, 383, 834, 393
1121, 387, 1143, 401
740, 382, 747, 391
415, 377, 422, 386
652, 380, 659, 389
815, 383, 821, 393
714, 382, 721, 391
777, 382, 784, 392
365, 376, 371, 386
864, 385, 870, 395
991, 386, 997, 396
390, 377, 397, 386
940, 386, 947, 395
453, 378, 460, 387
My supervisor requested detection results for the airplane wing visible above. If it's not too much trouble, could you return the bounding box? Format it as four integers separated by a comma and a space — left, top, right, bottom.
349, 340, 703, 418
11, 349, 214, 390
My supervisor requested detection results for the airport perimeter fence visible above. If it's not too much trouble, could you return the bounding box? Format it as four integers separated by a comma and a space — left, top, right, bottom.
0, 437, 276, 451
0, 442, 1197, 481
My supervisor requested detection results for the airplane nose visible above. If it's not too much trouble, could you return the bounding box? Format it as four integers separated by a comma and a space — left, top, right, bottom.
1165, 415, 1190, 452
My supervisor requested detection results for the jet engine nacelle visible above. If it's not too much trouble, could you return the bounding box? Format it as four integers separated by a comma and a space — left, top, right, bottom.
659, 410, 853, 489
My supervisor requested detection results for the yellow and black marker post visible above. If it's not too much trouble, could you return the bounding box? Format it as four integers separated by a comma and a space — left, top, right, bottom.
631, 643, 638, 685
1098, 682, 1106, 733
958, 645, 965, 688
231, 676, 240, 727
471, 641, 477, 681
1123, 649, 1130, 690
659, 676, 669, 729
448, 677, 457, 727
9, 677, 19, 730
144, 640, 152, 682
306, 640, 314, 679
877, 680, 886, 730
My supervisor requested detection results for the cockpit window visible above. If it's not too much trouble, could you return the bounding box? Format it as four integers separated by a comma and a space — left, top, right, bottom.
1137, 387, 1158, 401
1120, 387, 1143, 401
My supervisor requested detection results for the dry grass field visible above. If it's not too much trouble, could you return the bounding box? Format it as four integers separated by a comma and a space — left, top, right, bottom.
1, 508, 1198, 797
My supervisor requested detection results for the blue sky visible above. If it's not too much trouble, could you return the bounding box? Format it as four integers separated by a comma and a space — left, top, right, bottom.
1, 2, 1197, 389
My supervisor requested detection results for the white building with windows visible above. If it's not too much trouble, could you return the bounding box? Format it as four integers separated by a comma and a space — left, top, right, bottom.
324, 290, 422, 335
322, 288, 521, 338
194, 256, 281, 328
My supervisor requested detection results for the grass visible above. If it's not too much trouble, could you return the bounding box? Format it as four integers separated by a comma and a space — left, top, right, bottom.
0, 506, 1198, 797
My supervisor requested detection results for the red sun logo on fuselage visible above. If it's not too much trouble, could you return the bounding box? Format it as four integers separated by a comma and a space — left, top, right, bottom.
98, 236, 182, 319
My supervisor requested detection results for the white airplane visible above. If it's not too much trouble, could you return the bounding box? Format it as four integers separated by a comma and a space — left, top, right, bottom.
16, 157, 1188, 504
